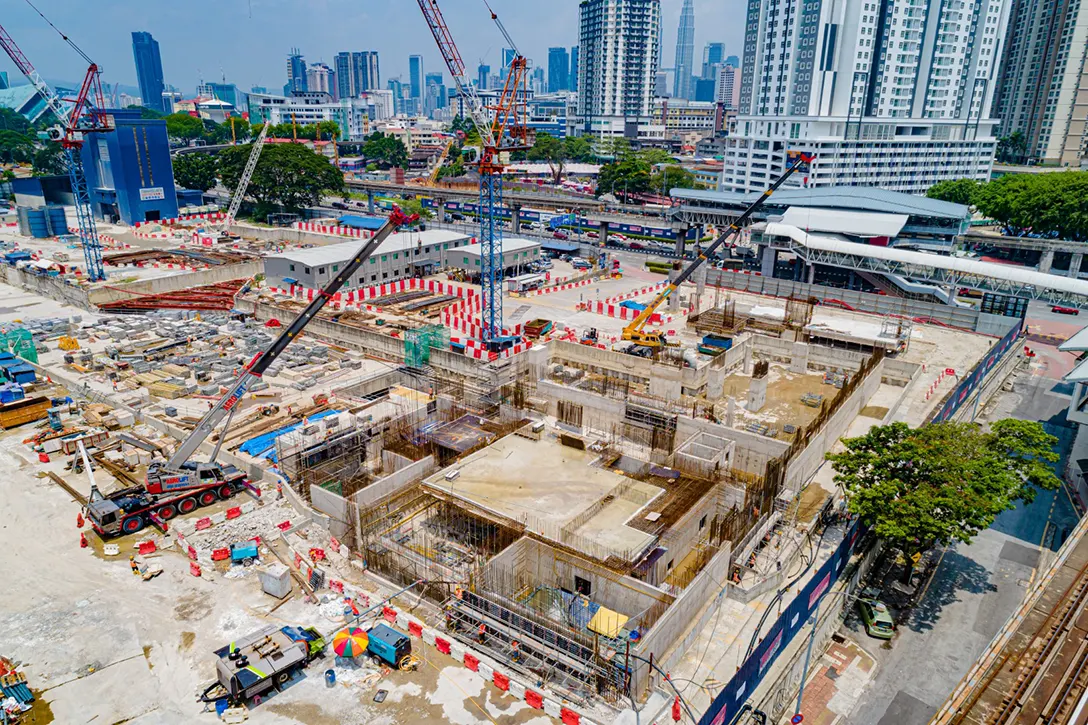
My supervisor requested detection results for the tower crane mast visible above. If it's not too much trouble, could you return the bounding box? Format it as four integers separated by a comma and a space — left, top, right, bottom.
0, 19, 111, 281
417, 0, 532, 349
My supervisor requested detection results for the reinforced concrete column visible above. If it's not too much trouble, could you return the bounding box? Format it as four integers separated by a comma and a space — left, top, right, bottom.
511, 203, 522, 234
435, 197, 447, 223
1071, 253, 1084, 279
1040, 249, 1055, 274
367, 190, 375, 215
674, 225, 689, 258
807, 263, 816, 284
760, 244, 776, 278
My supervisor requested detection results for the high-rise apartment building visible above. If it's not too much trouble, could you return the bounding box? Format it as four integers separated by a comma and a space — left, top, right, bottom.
673, 0, 696, 99
131, 32, 165, 113
715, 64, 740, 110
577, 0, 661, 132
477, 64, 491, 90
548, 47, 570, 93
702, 43, 726, 80
721, 0, 1007, 193
570, 46, 580, 94
992, 0, 1088, 165
409, 55, 423, 101
286, 49, 307, 95
306, 63, 333, 96
354, 51, 380, 92
388, 78, 405, 115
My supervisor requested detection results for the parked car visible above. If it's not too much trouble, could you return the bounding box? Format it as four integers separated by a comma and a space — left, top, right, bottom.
553, 230, 570, 240
856, 598, 895, 639
611, 233, 628, 242
629, 241, 644, 250
587, 231, 599, 239
1052, 305, 1080, 315
451, 213, 465, 221
331, 201, 348, 210
572, 258, 591, 270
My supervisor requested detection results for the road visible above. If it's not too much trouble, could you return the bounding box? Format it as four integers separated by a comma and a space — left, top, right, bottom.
843, 362, 1081, 725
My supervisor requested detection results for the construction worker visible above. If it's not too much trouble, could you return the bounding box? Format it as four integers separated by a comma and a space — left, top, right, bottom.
477, 623, 486, 645
511, 640, 521, 663
129, 556, 140, 576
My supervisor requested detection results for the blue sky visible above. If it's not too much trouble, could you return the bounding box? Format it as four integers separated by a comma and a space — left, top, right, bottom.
3, 0, 741, 97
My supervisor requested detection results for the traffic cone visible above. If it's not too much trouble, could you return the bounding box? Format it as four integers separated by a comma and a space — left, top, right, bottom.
77, 512, 84, 528
80, 532, 88, 548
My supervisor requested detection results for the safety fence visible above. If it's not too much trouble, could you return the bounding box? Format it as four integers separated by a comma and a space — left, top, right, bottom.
697, 522, 865, 725
927, 317, 1024, 423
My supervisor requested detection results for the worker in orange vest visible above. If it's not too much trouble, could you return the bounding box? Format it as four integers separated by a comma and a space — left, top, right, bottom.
129, 556, 140, 575
511, 640, 521, 663
477, 623, 486, 644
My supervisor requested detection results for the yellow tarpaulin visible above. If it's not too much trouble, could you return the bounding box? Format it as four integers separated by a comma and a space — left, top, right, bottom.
587, 606, 629, 639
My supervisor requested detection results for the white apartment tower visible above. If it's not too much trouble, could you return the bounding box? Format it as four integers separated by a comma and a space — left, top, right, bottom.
577, 0, 661, 137
722, 0, 1010, 193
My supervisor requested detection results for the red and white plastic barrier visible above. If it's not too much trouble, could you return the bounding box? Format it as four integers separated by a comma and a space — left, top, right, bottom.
294, 221, 373, 238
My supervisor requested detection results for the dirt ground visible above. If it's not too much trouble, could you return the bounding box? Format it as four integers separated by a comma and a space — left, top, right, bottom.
718, 364, 832, 437
0, 428, 559, 725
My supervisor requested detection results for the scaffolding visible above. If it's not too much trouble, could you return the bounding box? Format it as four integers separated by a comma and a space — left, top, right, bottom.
404, 324, 450, 368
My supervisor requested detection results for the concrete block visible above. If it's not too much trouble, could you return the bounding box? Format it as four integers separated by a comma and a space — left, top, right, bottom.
509, 680, 526, 699
790, 341, 810, 374
479, 662, 494, 679
210, 512, 227, 525
422, 628, 437, 646
747, 375, 768, 413
543, 699, 562, 718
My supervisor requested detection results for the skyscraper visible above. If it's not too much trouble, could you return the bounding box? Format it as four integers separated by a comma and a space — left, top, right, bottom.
409, 55, 423, 101
286, 49, 307, 95
715, 64, 739, 111
0, 72, 8, 90
424, 72, 446, 116
722, 0, 1006, 193
353, 51, 380, 92
724, 55, 739, 67
578, 0, 660, 127
531, 67, 546, 94
672, 0, 695, 99
570, 46, 579, 93
476, 64, 490, 90
548, 47, 570, 93
335, 52, 354, 99
307, 63, 333, 96
387, 78, 405, 115
501, 48, 517, 86
131, 32, 165, 113
992, 0, 1088, 165
701, 42, 725, 80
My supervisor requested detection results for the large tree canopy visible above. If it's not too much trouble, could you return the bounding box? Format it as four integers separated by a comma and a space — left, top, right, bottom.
927, 172, 1088, 240
218, 142, 343, 216
360, 132, 408, 169
172, 153, 219, 192
596, 158, 653, 198
164, 113, 206, 141
828, 420, 1059, 576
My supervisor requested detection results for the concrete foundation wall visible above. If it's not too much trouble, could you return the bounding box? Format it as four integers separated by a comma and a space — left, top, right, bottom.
235, 298, 407, 361
354, 455, 436, 509
675, 415, 789, 475
1, 266, 93, 309
782, 358, 884, 493
88, 261, 265, 306
310, 483, 351, 538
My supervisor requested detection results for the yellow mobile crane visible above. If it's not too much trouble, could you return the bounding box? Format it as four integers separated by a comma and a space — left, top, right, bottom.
621, 153, 814, 351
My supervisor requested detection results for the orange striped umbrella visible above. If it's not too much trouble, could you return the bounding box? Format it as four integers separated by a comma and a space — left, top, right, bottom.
331, 627, 368, 658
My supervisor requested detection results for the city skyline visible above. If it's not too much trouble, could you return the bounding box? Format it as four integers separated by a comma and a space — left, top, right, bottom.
0, 0, 739, 100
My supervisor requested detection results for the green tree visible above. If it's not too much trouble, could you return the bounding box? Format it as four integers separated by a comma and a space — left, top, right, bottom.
164, 113, 205, 141
564, 136, 595, 163
361, 132, 408, 169
225, 117, 252, 143
926, 178, 982, 207
595, 136, 633, 162
638, 148, 675, 166
651, 165, 698, 194
526, 133, 569, 184
172, 153, 219, 191
398, 198, 433, 222
218, 142, 343, 216
31, 143, 66, 176
0, 131, 34, 164
828, 420, 1060, 581
0, 108, 33, 135
127, 104, 164, 120
316, 120, 341, 141
996, 131, 1027, 164
973, 172, 1088, 240
596, 158, 652, 199
436, 155, 466, 180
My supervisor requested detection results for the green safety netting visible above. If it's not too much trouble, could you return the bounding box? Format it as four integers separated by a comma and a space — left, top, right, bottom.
404, 325, 449, 368
0, 329, 37, 364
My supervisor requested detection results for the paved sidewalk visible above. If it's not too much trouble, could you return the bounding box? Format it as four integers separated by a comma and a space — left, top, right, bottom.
792, 639, 877, 725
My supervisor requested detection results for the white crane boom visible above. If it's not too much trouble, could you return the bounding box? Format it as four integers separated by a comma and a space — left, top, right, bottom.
223, 121, 271, 230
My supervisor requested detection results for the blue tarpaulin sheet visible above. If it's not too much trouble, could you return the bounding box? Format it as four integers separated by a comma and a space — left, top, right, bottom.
338, 214, 387, 230
620, 300, 647, 312
238, 410, 341, 463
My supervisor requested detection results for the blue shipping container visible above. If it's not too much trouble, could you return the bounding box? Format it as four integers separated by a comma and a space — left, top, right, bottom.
701, 335, 733, 350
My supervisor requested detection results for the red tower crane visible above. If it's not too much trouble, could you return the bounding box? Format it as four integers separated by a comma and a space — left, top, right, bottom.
416, 0, 532, 350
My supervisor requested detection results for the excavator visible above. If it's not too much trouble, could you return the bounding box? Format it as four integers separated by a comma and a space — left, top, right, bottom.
620, 153, 814, 353
84, 206, 420, 538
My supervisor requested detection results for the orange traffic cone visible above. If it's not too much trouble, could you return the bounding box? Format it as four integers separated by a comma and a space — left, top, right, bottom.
80, 532, 88, 548
77, 512, 84, 528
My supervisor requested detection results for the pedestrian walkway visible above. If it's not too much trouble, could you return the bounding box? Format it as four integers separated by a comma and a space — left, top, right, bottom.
794, 639, 877, 725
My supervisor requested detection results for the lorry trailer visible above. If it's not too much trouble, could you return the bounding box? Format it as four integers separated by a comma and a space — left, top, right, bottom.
204, 625, 325, 706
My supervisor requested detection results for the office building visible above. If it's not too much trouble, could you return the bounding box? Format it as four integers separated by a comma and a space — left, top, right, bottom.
673, 0, 695, 99
387, 78, 405, 115
992, 0, 1088, 165
409, 55, 423, 102
570, 46, 579, 93
80, 108, 178, 225
424, 72, 446, 117
501, 48, 518, 85
354, 51, 380, 92
702, 42, 725, 80
715, 64, 739, 110
724, 55, 739, 67
131, 32, 165, 114
721, 0, 1007, 193
577, 0, 661, 134
693, 78, 716, 103
0, 72, 8, 90
529, 68, 544, 94
653, 98, 718, 136
548, 47, 570, 93
248, 91, 390, 140
0, 85, 52, 124
477, 64, 491, 90
286, 49, 307, 95
335, 53, 354, 99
